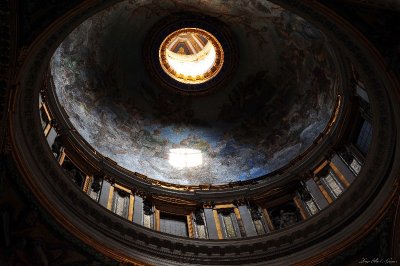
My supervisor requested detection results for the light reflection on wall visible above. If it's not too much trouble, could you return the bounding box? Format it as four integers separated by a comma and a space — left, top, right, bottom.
169, 148, 203, 168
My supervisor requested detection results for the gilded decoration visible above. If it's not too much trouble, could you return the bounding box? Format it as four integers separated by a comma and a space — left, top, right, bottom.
159, 28, 224, 84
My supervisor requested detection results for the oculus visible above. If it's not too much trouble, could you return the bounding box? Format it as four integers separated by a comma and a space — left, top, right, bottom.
159, 28, 224, 84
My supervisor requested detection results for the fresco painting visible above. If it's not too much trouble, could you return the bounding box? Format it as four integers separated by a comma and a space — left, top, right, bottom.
51, 0, 338, 185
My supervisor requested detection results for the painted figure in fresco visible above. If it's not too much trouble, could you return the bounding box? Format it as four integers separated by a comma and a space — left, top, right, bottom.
51, 0, 337, 185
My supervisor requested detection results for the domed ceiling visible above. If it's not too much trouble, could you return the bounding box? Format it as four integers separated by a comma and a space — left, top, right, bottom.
51, 0, 338, 185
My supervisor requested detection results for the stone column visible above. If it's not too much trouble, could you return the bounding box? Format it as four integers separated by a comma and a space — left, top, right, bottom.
98, 179, 111, 208
237, 205, 257, 237
203, 207, 218, 239
305, 178, 329, 209
133, 195, 143, 225
330, 153, 356, 184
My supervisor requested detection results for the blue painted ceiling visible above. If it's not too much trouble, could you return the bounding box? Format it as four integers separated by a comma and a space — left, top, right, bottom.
51, 0, 338, 185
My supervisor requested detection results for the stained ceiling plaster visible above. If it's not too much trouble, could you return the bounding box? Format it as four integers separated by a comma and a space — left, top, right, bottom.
51, 0, 338, 185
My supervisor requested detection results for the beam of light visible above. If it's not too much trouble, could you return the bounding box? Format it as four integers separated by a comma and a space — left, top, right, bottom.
169, 148, 203, 168
166, 42, 216, 78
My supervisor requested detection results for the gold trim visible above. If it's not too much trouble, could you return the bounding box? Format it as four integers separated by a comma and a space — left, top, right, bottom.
41, 103, 52, 122
43, 123, 51, 136
313, 160, 328, 174
58, 148, 66, 165
318, 184, 333, 203
155, 209, 160, 231
233, 207, 241, 220
82, 175, 92, 193
212, 209, 223, 239
262, 208, 274, 231
152, 194, 197, 206
329, 162, 351, 188
233, 207, 245, 236
114, 183, 131, 193
293, 196, 308, 220
107, 186, 114, 210
214, 203, 235, 209
128, 195, 134, 222
187, 214, 194, 238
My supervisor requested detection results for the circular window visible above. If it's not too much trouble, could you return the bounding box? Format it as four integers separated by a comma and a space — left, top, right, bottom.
159, 28, 224, 84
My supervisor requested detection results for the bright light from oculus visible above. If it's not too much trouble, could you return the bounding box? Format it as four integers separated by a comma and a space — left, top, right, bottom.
169, 148, 203, 168
159, 28, 224, 85
166, 42, 216, 77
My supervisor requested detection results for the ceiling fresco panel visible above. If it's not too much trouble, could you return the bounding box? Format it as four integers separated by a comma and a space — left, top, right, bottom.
51, 0, 338, 185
